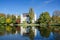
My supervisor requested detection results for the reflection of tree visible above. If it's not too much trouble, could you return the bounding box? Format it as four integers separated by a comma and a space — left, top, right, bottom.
6, 25, 12, 33
28, 27, 34, 40
6, 25, 16, 34
39, 27, 51, 38
52, 27, 60, 40
11, 26, 16, 34
0, 32, 5, 36
0, 25, 5, 36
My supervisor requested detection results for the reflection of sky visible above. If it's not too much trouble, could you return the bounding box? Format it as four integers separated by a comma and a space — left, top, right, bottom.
0, 30, 55, 40
0, 0, 60, 18
0, 34, 30, 40
34, 30, 55, 40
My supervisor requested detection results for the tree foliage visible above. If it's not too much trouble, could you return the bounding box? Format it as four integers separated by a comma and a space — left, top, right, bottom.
0, 13, 6, 24
29, 8, 34, 23
52, 10, 60, 24
6, 18, 12, 24
38, 12, 51, 24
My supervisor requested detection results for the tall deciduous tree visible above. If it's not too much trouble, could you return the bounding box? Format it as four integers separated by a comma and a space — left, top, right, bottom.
52, 10, 60, 23
38, 12, 51, 24
29, 8, 34, 23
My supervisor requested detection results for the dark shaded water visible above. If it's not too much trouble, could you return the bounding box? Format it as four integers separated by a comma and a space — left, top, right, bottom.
0, 26, 60, 40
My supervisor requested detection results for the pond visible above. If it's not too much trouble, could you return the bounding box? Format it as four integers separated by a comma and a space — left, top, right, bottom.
0, 25, 60, 40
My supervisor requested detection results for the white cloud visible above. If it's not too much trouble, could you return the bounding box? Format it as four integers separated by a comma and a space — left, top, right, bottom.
44, 0, 54, 4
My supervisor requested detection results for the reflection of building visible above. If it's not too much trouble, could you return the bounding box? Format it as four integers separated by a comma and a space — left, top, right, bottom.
15, 15, 20, 34
20, 13, 37, 36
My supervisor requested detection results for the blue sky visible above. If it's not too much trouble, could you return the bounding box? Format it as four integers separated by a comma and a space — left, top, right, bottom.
0, 0, 60, 18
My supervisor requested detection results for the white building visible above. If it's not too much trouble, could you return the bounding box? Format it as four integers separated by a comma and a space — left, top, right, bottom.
21, 13, 36, 23
21, 13, 29, 23
20, 13, 37, 36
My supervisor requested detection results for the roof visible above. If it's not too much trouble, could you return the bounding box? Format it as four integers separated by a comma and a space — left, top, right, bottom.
23, 13, 29, 17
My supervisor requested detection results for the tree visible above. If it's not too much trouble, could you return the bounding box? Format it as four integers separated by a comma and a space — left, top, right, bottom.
52, 10, 60, 24
6, 18, 12, 24
16, 15, 20, 24
38, 12, 51, 24
6, 14, 12, 24
29, 8, 34, 23
0, 13, 6, 24
0, 13, 6, 17
0, 17, 6, 24
11, 15, 16, 23
6, 14, 16, 24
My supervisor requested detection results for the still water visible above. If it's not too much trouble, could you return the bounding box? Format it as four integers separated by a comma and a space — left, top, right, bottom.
0, 25, 60, 40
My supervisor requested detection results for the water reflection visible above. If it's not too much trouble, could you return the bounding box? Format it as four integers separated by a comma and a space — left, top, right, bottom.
52, 26, 60, 40
0, 25, 60, 40
0, 25, 5, 36
28, 26, 34, 40
39, 27, 51, 38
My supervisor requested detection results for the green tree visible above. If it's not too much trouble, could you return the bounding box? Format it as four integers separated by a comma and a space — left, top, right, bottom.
6, 18, 12, 24
11, 15, 16, 23
6, 14, 12, 24
6, 14, 16, 24
38, 12, 51, 24
0, 13, 6, 24
0, 17, 6, 24
29, 8, 34, 23
17, 15, 20, 19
